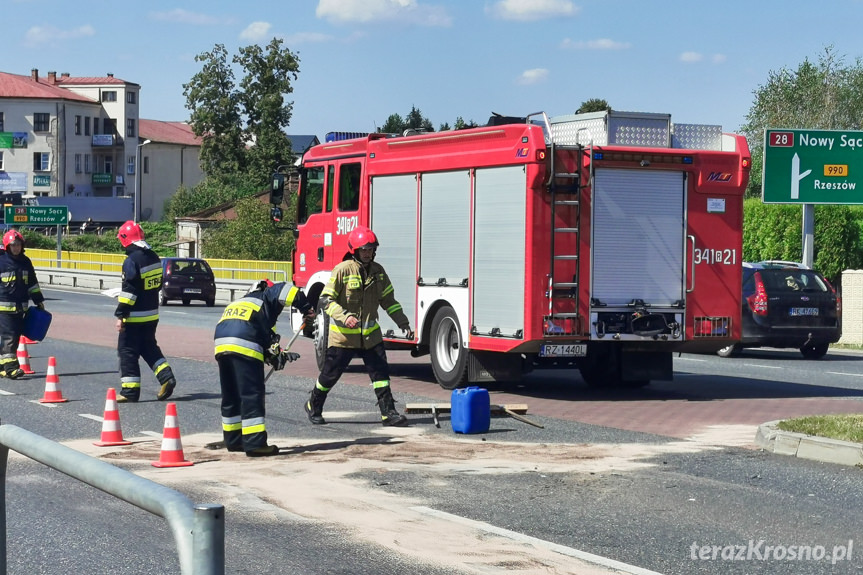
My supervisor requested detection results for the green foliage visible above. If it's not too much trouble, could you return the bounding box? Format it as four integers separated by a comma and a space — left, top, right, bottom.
577, 98, 612, 113
381, 106, 435, 134
202, 197, 294, 260
183, 39, 299, 189
742, 199, 862, 282
19, 222, 179, 258
163, 176, 261, 220
741, 46, 863, 198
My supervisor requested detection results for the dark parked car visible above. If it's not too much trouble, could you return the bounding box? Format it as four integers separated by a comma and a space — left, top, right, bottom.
160, 257, 216, 307
717, 261, 841, 359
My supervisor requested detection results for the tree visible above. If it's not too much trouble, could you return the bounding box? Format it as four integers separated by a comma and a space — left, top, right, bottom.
203, 196, 295, 260
577, 99, 611, 114
380, 106, 434, 134
741, 46, 863, 197
183, 39, 300, 189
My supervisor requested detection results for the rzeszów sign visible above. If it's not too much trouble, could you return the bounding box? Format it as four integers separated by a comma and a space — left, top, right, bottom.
763, 128, 863, 204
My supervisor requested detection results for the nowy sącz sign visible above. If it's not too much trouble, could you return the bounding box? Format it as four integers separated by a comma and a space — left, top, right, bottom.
763, 128, 863, 204
4, 206, 68, 225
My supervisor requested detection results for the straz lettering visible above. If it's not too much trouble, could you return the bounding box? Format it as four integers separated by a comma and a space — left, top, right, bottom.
337, 215, 358, 235
220, 306, 250, 321
707, 172, 732, 182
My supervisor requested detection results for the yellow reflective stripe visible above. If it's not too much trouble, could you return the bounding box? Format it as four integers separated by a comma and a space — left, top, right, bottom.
386, 303, 402, 314
0, 303, 16, 311
381, 284, 394, 297
315, 380, 331, 392
214, 343, 264, 362
362, 324, 380, 336
154, 362, 171, 376
280, 285, 299, 305
140, 262, 161, 274
321, 286, 337, 298
330, 324, 361, 335
121, 381, 141, 390
372, 380, 390, 389
29, 284, 41, 294
118, 294, 136, 305
125, 313, 159, 323
222, 421, 242, 432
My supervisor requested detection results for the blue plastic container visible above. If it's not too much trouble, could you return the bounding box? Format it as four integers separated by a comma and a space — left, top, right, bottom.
23, 307, 52, 341
451, 386, 491, 434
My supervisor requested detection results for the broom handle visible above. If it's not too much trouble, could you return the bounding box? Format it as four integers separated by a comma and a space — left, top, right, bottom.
264, 322, 306, 384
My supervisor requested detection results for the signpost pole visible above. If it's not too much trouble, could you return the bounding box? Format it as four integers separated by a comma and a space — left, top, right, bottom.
802, 205, 815, 269
55, 225, 62, 266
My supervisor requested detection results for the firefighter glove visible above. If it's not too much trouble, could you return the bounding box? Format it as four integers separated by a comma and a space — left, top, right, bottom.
402, 326, 415, 340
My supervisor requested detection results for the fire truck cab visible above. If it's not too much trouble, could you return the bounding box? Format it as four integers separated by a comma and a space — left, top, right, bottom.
289, 111, 750, 389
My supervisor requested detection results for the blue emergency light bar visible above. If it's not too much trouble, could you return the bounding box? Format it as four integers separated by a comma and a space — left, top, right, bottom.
325, 131, 371, 142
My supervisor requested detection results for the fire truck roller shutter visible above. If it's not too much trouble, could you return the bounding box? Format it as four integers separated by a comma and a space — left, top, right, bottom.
369, 174, 419, 338
420, 171, 470, 288
473, 165, 527, 336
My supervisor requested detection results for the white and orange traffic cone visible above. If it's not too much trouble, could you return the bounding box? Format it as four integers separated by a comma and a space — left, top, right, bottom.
38, 356, 67, 403
93, 388, 132, 447
151, 402, 194, 468
17, 337, 34, 375
20, 336, 38, 345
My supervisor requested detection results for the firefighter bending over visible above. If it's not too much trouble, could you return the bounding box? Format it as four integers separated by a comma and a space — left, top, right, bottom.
215, 279, 314, 457
0, 230, 44, 378
305, 226, 414, 427
114, 221, 177, 402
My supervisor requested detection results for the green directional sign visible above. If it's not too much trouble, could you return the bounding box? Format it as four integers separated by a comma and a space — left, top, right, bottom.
763, 129, 863, 204
4, 206, 68, 225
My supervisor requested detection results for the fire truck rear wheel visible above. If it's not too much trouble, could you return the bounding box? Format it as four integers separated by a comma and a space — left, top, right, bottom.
313, 301, 330, 372
430, 306, 468, 390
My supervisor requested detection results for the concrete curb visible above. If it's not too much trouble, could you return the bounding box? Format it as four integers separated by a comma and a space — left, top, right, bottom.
756, 420, 863, 467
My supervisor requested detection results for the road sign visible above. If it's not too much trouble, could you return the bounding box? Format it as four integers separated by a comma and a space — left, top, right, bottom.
763, 128, 863, 204
4, 206, 69, 225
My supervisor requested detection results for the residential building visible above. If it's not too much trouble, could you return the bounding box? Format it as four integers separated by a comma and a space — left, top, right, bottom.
138, 119, 204, 221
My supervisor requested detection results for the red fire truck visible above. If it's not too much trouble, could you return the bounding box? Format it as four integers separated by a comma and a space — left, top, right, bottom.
286, 110, 750, 389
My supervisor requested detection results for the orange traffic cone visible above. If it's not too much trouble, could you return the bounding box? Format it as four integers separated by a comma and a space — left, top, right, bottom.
93, 388, 132, 446
151, 402, 193, 468
20, 336, 38, 345
38, 356, 67, 403
17, 337, 34, 375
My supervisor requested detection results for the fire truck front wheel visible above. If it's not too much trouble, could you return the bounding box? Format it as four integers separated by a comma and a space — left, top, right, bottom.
430, 306, 468, 390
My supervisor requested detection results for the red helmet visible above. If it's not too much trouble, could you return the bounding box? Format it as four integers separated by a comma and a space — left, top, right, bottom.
117, 220, 144, 247
2, 230, 24, 250
347, 226, 379, 254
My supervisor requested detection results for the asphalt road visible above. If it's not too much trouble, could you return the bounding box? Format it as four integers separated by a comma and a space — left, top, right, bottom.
1, 287, 861, 574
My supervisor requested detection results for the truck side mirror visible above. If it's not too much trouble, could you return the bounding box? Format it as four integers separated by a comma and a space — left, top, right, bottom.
270, 173, 285, 206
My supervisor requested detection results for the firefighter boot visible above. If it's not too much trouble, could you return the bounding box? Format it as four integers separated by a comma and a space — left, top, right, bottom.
304, 388, 327, 425
157, 375, 177, 401
0, 359, 24, 380
376, 388, 408, 427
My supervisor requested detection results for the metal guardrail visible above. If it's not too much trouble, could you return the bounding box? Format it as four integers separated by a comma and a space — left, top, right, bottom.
0, 424, 225, 574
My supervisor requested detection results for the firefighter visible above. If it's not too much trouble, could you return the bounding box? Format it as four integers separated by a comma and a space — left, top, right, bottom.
305, 226, 414, 427
214, 279, 314, 457
0, 230, 44, 378
114, 221, 177, 402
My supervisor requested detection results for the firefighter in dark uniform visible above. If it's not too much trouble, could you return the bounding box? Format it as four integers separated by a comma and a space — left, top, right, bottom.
0, 230, 44, 378
214, 279, 313, 457
304, 226, 413, 427
114, 221, 177, 403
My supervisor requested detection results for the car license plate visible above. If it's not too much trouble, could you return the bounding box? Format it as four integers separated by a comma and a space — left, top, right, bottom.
540, 344, 587, 358
184, 288, 202, 294
789, 307, 818, 316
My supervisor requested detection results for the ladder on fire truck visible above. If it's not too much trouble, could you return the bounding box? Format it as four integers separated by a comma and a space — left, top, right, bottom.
529, 112, 586, 335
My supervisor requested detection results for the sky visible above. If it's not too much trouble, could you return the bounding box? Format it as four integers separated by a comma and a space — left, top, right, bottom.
9, 0, 863, 141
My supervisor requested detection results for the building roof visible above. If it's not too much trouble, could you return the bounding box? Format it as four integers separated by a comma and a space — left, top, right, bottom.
288, 135, 319, 154
0, 70, 95, 103
139, 119, 201, 146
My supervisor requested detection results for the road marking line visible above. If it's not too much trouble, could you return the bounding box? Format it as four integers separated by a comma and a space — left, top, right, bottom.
676, 357, 707, 362
140, 430, 161, 438
826, 371, 863, 378
0, 389, 14, 395
410, 506, 664, 575
30, 400, 59, 408
79, 414, 103, 422
742, 363, 783, 370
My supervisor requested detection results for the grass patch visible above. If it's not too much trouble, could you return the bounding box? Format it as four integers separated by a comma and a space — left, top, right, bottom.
778, 415, 863, 443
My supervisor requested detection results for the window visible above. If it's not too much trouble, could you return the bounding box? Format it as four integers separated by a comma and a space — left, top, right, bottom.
93, 118, 99, 135
75, 154, 82, 173
0, 152, 4, 171
84, 117, 90, 136
338, 163, 362, 211
33, 152, 50, 171
143, 156, 149, 174
104, 157, 113, 174
102, 91, 117, 102
298, 166, 325, 224
33, 113, 50, 132
126, 119, 136, 138
84, 154, 91, 174
0, 112, 4, 132
127, 155, 135, 175
75, 115, 82, 135
326, 165, 335, 212
105, 118, 115, 135
127, 92, 136, 104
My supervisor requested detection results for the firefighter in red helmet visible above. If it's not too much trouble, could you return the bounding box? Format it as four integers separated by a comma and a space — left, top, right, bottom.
0, 230, 44, 378
305, 225, 414, 426
114, 221, 177, 402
